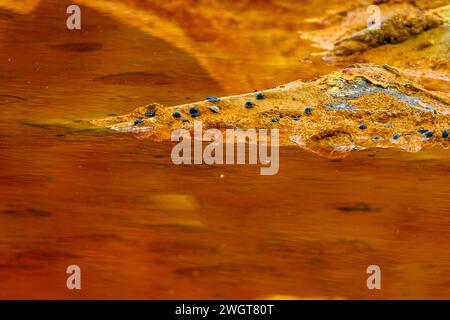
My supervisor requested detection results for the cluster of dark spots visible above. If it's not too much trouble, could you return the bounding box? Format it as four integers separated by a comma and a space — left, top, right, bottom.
352, 125, 449, 142
404, 129, 448, 139
172, 104, 219, 121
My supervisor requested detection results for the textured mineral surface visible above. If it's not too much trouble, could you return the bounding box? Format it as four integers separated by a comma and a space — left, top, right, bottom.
92, 64, 450, 158
301, 2, 450, 84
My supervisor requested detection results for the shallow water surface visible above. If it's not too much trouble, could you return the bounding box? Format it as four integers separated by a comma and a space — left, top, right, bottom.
0, 0, 449, 299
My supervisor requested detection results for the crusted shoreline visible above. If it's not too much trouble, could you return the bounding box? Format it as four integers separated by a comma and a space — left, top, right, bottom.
92, 64, 449, 158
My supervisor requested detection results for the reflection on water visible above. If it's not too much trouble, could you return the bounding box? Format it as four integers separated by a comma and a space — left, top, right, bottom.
0, 0, 449, 299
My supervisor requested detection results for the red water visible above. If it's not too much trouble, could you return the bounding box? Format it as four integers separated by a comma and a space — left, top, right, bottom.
0, 0, 449, 299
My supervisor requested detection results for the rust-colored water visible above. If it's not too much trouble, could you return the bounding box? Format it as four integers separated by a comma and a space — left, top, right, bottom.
0, 0, 450, 299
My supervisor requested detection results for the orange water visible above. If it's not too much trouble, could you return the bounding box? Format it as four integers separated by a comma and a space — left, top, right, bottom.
0, 0, 450, 299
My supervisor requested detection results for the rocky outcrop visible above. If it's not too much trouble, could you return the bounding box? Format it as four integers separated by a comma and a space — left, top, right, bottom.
92, 64, 450, 158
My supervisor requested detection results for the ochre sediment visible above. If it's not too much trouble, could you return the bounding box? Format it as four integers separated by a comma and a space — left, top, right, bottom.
91, 64, 450, 158
333, 13, 443, 56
